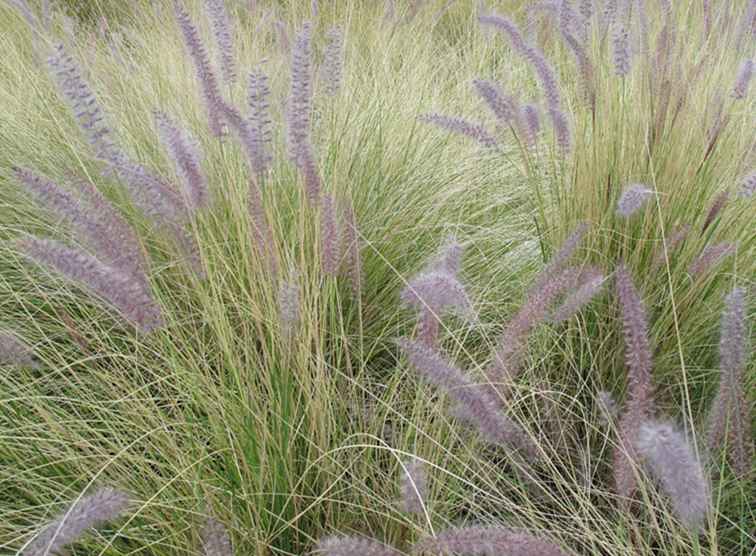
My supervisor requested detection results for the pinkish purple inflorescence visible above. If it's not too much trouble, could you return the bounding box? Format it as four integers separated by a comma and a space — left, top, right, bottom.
320, 193, 340, 277
549, 267, 605, 323
732, 59, 753, 99
473, 79, 518, 125
400, 459, 427, 514
702, 190, 729, 232
21, 487, 130, 556
174, 2, 226, 137
18, 237, 164, 333
413, 526, 568, 556
738, 170, 755, 198
616, 183, 653, 217
200, 517, 233, 556
418, 113, 498, 149
613, 264, 655, 508
651, 224, 690, 270
688, 242, 734, 277
278, 272, 300, 340
398, 338, 539, 459
707, 287, 753, 478
0, 330, 38, 368
322, 27, 344, 96
204, 0, 237, 86
246, 69, 273, 177
155, 112, 209, 211
520, 104, 541, 147
340, 199, 363, 297
636, 420, 711, 533
316, 536, 400, 556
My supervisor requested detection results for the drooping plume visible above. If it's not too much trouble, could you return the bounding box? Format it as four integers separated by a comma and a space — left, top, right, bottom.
418, 113, 498, 149
616, 183, 653, 217
707, 287, 752, 478
21, 487, 130, 556
204, 0, 237, 86
413, 526, 568, 556
200, 517, 233, 556
316, 536, 401, 556
636, 420, 711, 533
473, 79, 518, 125
399, 459, 427, 514
612, 264, 655, 507
398, 338, 538, 459
155, 112, 209, 211
18, 237, 164, 333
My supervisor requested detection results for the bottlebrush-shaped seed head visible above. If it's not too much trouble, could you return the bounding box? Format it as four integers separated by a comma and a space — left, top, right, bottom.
688, 242, 734, 277
738, 170, 755, 198
636, 420, 711, 533
399, 459, 427, 514
732, 59, 753, 99
413, 526, 568, 556
549, 268, 605, 323
316, 535, 401, 556
21, 487, 130, 556
204, 0, 237, 86
0, 330, 38, 368
201, 517, 233, 556
616, 183, 653, 217
320, 193, 340, 277
418, 113, 498, 149
322, 27, 344, 96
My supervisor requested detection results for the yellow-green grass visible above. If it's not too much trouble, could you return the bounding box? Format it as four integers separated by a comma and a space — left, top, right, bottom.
0, 1, 753, 555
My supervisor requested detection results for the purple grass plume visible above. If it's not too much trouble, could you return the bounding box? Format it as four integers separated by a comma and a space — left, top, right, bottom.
18, 237, 164, 333
688, 242, 734, 277
21, 487, 130, 556
322, 27, 344, 96
472, 79, 518, 125
732, 59, 753, 99
320, 193, 340, 277
535, 222, 589, 291
636, 420, 711, 533
0, 330, 38, 368
316, 536, 401, 556
738, 170, 755, 198
400, 459, 427, 514
401, 239, 474, 347
597, 389, 618, 425
549, 267, 605, 323
612, 23, 631, 76
651, 224, 689, 270
204, 0, 237, 86
47, 43, 117, 160
174, 2, 226, 137
14, 168, 151, 290
340, 198, 363, 297
287, 22, 321, 205
520, 104, 541, 147
413, 526, 568, 556
278, 272, 300, 340
616, 183, 653, 217
155, 112, 209, 211
707, 288, 753, 478
200, 517, 233, 556
702, 190, 729, 232
246, 68, 273, 177
418, 113, 498, 149
398, 338, 539, 460
613, 264, 655, 508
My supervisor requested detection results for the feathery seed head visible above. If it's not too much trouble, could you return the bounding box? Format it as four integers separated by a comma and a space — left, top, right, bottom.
316, 535, 400, 556
400, 459, 427, 514
733, 59, 753, 99
419, 113, 498, 149
616, 184, 653, 217
201, 517, 233, 556
413, 526, 568, 556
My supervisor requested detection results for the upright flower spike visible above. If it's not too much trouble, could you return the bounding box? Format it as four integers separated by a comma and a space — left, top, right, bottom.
472, 79, 518, 126
520, 104, 541, 147
21, 487, 130, 556
322, 27, 344, 96
636, 420, 711, 533
732, 59, 753, 99
399, 459, 427, 515
702, 190, 729, 232
204, 0, 237, 87
18, 237, 164, 333
616, 183, 653, 217
0, 330, 38, 368
738, 170, 755, 198
320, 193, 340, 277
174, 1, 226, 137
278, 272, 300, 340
155, 112, 209, 211
340, 199, 363, 298
613, 264, 655, 507
316, 536, 400, 556
413, 526, 568, 556
707, 288, 752, 478
398, 338, 539, 459
200, 517, 233, 556
549, 268, 605, 323
246, 68, 273, 178
418, 113, 498, 149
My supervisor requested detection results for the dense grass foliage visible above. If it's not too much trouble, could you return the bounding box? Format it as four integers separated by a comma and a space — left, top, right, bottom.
0, 1, 753, 555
